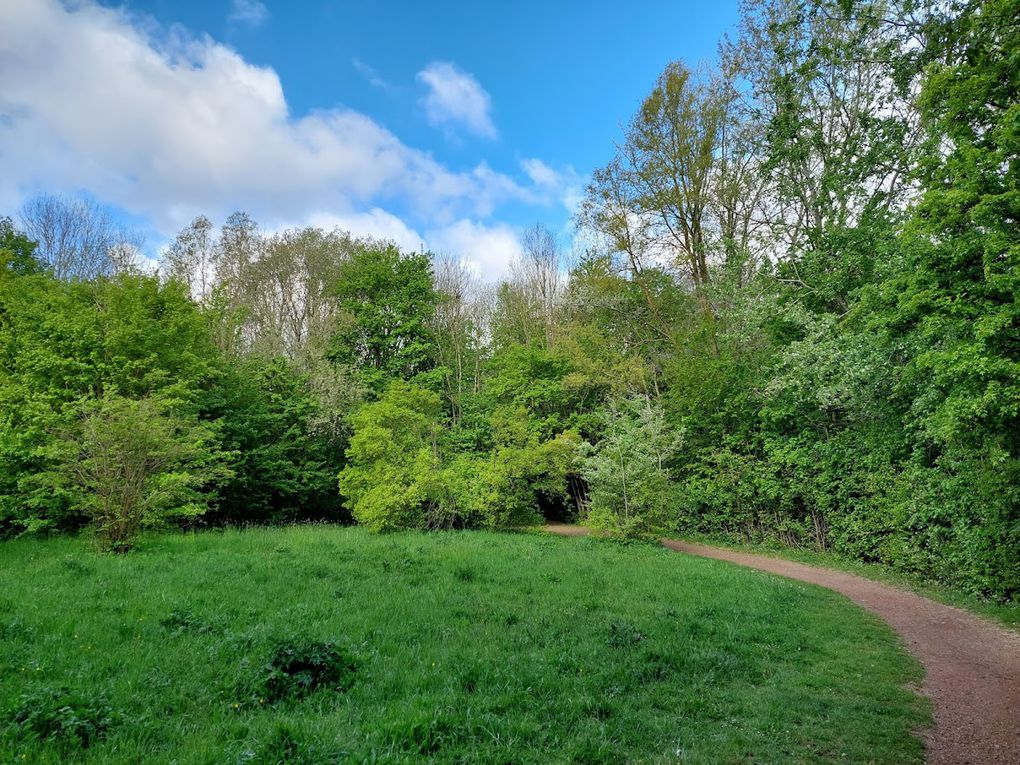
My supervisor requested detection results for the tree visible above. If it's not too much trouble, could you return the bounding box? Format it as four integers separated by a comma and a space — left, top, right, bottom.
0, 272, 221, 536
431, 254, 488, 423
580, 62, 727, 297
208, 356, 344, 525
579, 396, 683, 535
19, 194, 141, 280
329, 244, 438, 390
162, 215, 218, 303
246, 226, 355, 362
337, 381, 442, 531
879, 0, 1020, 595
516, 223, 563, 348
68, 395, 228, 552
728, 0, 921, 310
211, 211, 263, 355
0, 217, 42, 277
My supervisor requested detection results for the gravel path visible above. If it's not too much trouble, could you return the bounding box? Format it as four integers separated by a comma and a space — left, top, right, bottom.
544, 524, 1020, 765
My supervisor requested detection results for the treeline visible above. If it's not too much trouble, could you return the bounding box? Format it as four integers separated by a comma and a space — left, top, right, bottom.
1, 0, 1017, 599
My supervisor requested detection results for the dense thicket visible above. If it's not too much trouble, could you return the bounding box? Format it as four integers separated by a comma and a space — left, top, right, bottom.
0, 0, 1015, 598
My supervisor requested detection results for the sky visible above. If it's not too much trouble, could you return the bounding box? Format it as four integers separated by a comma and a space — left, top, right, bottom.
0, 0, 739, 277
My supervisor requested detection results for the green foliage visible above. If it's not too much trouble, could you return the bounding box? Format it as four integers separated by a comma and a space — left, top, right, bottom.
328, 244, 438, 391
1, 0, 1017, 604
338, 380, 441, 531
210, 356, 343, 525
0, 217, 42, 277
67, 394, 228, 552
339, 379, 579, 531
0, 266, 340, 539
561, 0, 1019, 599
580, 396, 682, 536
0, 273, 220, 535
9, 687, 121, 751
473, 430, 579, 528
259, 639, 358, 703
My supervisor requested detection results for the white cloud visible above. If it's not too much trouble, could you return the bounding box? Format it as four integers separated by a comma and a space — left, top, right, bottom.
0, 1, 538, 237
286, 212, 522, 280
0, 1, 574, 281
426, 219, 522, 279
229, 0, 268, 28
521, 158, 560, 188
417, 61, 496, 139
521, 159, 586, 219
300, 208, 425, 253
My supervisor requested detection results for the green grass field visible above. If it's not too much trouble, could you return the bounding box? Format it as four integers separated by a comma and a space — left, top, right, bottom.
0, 526, 927, 764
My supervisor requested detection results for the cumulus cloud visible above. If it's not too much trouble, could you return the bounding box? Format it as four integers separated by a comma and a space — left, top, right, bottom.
300, 208, 425, 253
426, 219, 523, 279
278, 212, 524, 280
0, 1, 577, 281
229, 0, 268, 28
520, 158, 586, 219
417, 61, 497, 139
0, 1, 538, 236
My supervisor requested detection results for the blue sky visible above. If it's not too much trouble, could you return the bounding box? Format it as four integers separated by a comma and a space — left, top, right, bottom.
1, 0, 738, 276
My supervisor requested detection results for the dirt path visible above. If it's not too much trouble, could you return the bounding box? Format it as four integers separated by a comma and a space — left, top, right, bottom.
544, 524, 1020, 765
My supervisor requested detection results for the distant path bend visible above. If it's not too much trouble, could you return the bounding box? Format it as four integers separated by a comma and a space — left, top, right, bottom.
544, 524, 1020, 765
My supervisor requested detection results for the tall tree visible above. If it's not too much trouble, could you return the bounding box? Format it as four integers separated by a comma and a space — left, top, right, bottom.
19, 194, 141, 281
581, 63, 726, 293
885, 0, 1020, 593
162, 215, 218, 303
432, 254, 488, 422
728, 0, 921, 309
328, 243, 438, 391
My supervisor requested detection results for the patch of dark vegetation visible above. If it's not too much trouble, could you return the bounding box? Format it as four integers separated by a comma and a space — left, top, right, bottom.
607, 620, 645, 648
260, 639, 357, 702
0, 615, 34, 641
631, 649, 680, 685
582, 697, 616, 720
569, 739, 626, 765
459, 665, 485, 694
60, 556, 93, 576
10, 686, 121, 749
301, 563, 335, 580
160, 608, 222, 635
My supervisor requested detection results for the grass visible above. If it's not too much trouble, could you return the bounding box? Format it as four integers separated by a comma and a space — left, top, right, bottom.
669, 531, 1020, 629
0, 526, 928, 764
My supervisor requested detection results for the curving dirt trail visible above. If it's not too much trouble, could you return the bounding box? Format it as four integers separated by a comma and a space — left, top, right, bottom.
544, 524, 1020, 765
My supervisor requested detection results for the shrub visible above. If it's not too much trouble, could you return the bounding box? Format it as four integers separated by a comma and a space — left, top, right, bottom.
10, 686, 120, 749
66, 394, 229, 552
260, 639, 357, 702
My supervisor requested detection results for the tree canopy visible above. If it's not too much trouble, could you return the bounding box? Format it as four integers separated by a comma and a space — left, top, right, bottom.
1, 0, 1016, 600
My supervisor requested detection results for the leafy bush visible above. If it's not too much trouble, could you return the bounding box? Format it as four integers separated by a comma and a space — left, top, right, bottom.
340, 380, 580, 531
67, 394, 229, 552
10, 686, 121, 749
260, 639, 357, 702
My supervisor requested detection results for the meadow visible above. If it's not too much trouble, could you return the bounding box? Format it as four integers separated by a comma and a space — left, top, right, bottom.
0, 526, 927, 764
